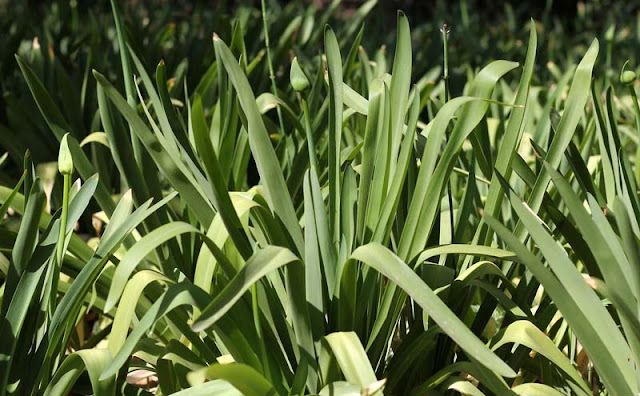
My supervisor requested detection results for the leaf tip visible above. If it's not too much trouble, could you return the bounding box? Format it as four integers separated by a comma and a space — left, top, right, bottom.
191, 321, 206, 333
91, 69, 103, 81
324, 24, 334, 36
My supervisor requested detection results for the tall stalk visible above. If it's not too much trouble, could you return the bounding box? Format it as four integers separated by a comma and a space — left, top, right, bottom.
261, 0, 286, 136
51, 134, 73, 313
441, 23, 455, 260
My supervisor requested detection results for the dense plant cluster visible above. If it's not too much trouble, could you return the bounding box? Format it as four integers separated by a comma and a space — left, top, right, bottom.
1, 0, 640, 395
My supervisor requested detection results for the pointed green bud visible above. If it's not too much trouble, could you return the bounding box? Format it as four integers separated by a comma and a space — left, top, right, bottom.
605, 25, 615, 42
290, 57, 309, 92
58, 133, 74, 175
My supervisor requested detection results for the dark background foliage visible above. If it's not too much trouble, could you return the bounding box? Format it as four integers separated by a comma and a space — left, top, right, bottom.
0, 0, 637, 177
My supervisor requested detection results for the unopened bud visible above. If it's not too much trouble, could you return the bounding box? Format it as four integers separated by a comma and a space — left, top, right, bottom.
290, 57, 309, 92
58, 134, 74, 175
621, 70, 637, 86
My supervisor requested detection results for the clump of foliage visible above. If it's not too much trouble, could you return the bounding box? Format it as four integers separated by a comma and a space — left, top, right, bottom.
1, 1, 640, 395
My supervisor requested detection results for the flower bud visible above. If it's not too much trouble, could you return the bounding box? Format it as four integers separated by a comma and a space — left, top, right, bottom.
290, 57, 309, 92
58, 133, 74, 175
621, 70, 637, 86
605, 25, 615, 42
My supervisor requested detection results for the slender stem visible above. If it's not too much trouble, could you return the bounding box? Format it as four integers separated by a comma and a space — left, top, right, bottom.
302, 97, 319, 171
442, 24, 450, 102
57, 176, 70, 264
252, 284, 270, 380
51, 174, 70, 310
441, 24, 456, 255
628, 86, 640, 183
261, 0, 286, 136
630, 88, 640, 133
110, 0, 143, 165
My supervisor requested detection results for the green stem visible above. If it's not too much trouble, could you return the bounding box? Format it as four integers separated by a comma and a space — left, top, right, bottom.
252, 284, 270, 380
302, 97, 319, 172
442, 24, 450, 102
629, 86, 640, 184
51, 174, 70, 310
442, 24, 456, 257
109, 0, 141, 160
261, 0, 286, 137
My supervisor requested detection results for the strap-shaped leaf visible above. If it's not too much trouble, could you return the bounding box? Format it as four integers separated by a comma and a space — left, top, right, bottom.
213, 35, 304, 254
485, 197, 636, 394
350, 243, 516, 378
491, 321, 590, 395
514, 39, 599, 239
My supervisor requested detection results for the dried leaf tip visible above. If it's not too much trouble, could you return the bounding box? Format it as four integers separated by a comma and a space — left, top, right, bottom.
213, 33, 219, 42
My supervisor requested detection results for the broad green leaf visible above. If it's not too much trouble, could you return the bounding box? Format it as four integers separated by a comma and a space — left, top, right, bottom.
193, 246, 298, 331
192, 95, 253, 260
514, 39, 599, 239
324, 332, 378, 389
491, 321, 590, 395
79, 132, 110, 148
350, 244, 516, 378
94, 71, 214, 227
173, 379, 242, 396
399, 61, 519, 261
189, 363, 275, 396
44, 192, 177, 381
511, 384, 566, 396
43, 349, 116, 396
213, 35, 304, 254
388, 11, 411, 175
485, 202, 636, 394
108, 270, 172, 355
480, 20, 537, 240
415, 245, 514, 264
325, 26, 343, 247
17, 56, 116, 215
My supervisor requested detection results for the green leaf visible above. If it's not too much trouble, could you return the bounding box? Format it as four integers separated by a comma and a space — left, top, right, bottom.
43, 349, 116, 396
350, 244, 516, 378
192, 95, 253, 259
94, 70, 214, 227
399, 60, 519, 261
174, 379, 242, 396
213, 35, 304, 254
388, 11, 412, 175
324, 332, 378, 389
17, 56, 116, 216
189, 363, 276, 396
514, 39, 599, 238
325, 25, 343, 247
491, 321, 590, 395
485, 190, 636, 394
192, 246, 299, 332
481, 20, 537, 237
